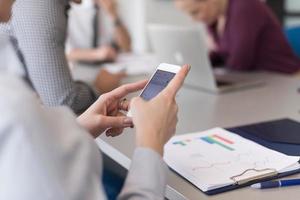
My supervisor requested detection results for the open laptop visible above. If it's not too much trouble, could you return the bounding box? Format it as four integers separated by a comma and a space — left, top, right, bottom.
148, 24, 264, 93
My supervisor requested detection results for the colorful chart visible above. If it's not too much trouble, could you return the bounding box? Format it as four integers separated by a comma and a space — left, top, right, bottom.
200, 134, 235, 151
172, 134, 234, 151
173, 139, 192, 146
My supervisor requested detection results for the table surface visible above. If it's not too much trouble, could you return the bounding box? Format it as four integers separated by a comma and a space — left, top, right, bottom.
73, 64, 300, 200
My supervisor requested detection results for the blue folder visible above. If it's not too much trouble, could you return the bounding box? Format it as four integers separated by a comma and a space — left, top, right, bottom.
177, 119, 300, 195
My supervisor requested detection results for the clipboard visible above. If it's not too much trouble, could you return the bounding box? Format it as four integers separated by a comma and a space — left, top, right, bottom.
168, 120, 300, 195
203, 166, 300, 195
198, 121, 300, 195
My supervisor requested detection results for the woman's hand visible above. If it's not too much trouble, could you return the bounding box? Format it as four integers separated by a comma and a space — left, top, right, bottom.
130, 65, 190, 156
78, 80, 147, 138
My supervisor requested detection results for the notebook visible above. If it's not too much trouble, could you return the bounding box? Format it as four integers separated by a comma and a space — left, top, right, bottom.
164, 128, 300, 193
232, 118, 300, 144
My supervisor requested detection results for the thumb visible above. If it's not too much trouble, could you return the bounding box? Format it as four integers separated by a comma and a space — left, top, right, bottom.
101, 115, 133, 129
162, 64, 190, 98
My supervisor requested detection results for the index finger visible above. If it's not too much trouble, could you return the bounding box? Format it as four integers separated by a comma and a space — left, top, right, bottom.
162, 64, 190, 97
109, 79, 148, 100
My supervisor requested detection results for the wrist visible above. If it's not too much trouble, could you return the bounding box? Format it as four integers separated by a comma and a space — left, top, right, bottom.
111, 14, 122, 25
113, 17, 123, 27
109, 10, 118, 20
77, 116, 99, 138
136, 131, 164, 156
114, 18, 122, 28
138, 142, 164, 157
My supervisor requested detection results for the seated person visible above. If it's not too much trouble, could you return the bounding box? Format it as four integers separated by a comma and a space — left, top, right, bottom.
66, 0, 131, 63
0, 3, 190, 200
0, 0, 126, 115
175, 0, 300, 74
0, 71, 190, 200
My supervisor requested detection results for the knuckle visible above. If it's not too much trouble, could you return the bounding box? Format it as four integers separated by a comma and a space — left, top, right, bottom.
122, 85, 130, 93
99, 93, 108, 100
97, 115, 105, 124
174, 103, 179, 111
173, 101, 179, 110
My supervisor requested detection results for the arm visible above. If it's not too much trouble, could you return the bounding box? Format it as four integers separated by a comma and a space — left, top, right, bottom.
225, 2, 265, 71
118, 148, 168, 200
118, 65, 191, 199
11, 0, 96, 114
0, 66, 190, 200
67, 46, 117, 63
112, 17, 132, 52
68, 49, 100, 63
0, 76, 106, 200
97, 0, 131, 52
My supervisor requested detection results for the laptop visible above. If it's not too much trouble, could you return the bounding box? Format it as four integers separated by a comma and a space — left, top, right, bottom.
148, 24, 264, 93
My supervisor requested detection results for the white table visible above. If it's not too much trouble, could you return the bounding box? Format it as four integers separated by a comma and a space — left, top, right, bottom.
73, 64, 300, 200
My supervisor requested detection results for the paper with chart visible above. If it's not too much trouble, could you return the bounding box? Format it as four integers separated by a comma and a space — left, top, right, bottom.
164, 128, 300, 192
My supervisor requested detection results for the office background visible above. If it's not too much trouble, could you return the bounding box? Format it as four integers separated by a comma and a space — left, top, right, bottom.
115, 0, 300, 53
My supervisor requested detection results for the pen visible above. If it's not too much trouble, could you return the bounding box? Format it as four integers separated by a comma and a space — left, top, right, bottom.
251, 179, 300, 189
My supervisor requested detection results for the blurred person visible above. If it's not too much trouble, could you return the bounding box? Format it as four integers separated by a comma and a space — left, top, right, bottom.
0, 69, 189, 200
0, 0, 125, 115
175, 0, 300, 74
0, 3, 190, 200
67, 0, 131, 63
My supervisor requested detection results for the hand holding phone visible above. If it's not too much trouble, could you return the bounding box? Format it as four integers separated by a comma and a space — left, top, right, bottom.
127, 63, 182, 117
129, 64, 190, 156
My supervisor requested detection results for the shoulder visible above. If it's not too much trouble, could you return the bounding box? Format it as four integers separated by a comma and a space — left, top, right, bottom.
12, 0, 68, 23
227, 0, 273, 30
229, 0, 269, 19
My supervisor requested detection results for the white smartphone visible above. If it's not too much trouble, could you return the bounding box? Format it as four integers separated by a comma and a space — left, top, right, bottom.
127, 63, 181, 117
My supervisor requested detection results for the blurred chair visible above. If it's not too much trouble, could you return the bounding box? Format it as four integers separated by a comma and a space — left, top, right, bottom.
285, 26, 300, 58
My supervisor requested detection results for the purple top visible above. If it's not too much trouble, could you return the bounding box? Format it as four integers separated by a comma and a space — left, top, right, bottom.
208, 0, 300, 74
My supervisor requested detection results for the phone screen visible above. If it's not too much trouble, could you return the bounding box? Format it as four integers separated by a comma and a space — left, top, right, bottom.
140, 69, 176, 101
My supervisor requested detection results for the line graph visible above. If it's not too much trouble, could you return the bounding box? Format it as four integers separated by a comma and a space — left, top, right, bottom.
190, 151, 280, 173
165, 128, 300, 192
192, 161, 231, 171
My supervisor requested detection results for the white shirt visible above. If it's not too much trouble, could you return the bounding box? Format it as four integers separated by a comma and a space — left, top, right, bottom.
66, 0, 114, 52
0, 33, 24, 76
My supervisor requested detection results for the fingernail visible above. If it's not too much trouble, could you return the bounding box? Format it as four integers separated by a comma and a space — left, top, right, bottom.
123, 118, 132, 125
187, 65, 191, 71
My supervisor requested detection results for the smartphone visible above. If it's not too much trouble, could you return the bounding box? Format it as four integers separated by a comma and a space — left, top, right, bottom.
127, 63, 181, 117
